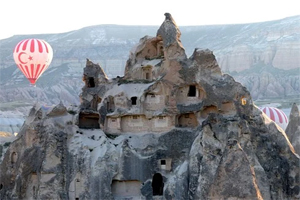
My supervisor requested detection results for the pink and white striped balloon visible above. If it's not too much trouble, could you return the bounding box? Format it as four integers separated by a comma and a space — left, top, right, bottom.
13, 39, 53, 85
261, 107, 289, 130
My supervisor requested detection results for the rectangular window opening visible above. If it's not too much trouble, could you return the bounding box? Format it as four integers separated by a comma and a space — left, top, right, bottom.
188, 85, 196, 97
131, 97, 137, 105
146, 72, 150, 80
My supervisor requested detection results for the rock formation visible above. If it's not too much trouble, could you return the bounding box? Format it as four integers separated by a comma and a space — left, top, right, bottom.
286, 103, 300, 155
1, 16, 299, 125
0, 13, 299, 200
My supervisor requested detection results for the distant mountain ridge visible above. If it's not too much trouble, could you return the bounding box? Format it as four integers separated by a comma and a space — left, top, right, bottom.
0, 15, 299, 112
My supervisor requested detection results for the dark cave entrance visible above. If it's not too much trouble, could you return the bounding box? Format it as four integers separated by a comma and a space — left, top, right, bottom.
152, 173, 164, 196
188, 85, 196, 97
88, 77, 95, 88
131, 96, 137, 105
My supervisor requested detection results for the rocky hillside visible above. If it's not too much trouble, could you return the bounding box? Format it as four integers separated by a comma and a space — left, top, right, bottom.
0, 13, 299, 199
0, 15, 299, 112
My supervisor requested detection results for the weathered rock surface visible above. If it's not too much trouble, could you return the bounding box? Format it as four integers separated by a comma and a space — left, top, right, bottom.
1, 16, 300, 114
286, 103, 300, 155
0, 13, 299, 200
0, 132, 16, 163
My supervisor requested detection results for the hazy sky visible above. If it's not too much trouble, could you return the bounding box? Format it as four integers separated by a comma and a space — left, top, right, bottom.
1, 0, 299, 40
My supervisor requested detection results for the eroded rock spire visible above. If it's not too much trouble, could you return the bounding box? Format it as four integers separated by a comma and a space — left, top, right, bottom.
285, 103, 300, 155
157, 13, 182, 48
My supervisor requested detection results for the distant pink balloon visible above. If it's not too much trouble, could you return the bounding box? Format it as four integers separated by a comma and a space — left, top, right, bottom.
13, 39, 53, 85
261, 107, 289, 130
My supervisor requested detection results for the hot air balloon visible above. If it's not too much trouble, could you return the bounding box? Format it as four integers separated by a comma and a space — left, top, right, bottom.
261, 106, 289, 130
13, 39, 53, 85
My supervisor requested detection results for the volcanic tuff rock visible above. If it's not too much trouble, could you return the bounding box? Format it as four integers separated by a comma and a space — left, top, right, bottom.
0, 13, 299, 200
0, 16, 299, 117
286, 103, 300, 155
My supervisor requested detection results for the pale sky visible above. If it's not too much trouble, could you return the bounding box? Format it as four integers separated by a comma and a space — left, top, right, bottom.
0, 0, 299, 40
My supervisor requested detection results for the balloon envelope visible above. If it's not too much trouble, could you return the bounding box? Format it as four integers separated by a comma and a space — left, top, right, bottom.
13, 39, 53, 85
261, 107, 288, 130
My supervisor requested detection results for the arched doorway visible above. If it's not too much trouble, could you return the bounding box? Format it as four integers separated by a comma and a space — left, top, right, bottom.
152, 173, 164, 196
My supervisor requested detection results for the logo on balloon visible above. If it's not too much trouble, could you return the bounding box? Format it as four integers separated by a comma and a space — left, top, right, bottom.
17, 52, 33, 64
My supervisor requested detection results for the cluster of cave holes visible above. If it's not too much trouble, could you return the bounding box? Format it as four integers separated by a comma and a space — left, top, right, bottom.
107, 85, 200, 113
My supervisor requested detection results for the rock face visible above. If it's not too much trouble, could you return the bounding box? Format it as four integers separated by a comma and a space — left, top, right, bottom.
0, 13, 299, 200
286, 103, 300, 155
1, 16, 299, 125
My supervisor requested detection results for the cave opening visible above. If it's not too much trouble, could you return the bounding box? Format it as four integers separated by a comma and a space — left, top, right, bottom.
188, 85, 196, 97
152, 173, 164, 196
88, 77, 95, 88
131, 97, 137, 105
